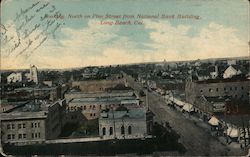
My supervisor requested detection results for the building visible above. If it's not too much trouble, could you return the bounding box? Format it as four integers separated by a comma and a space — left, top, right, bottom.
185, 78, 250, 104
71, 79, 125, 93
65, 90, 134, 103
7, 73, 22, 84
67, 96, 140, 120
0, 100, 66, 145
13, 86, 61, 101
223, 65, 246, 79
30, 65, 38, 84
185, 77, 250, 120
98, 107, 148, 139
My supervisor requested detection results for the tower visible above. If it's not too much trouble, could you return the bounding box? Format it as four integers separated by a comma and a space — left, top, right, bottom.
30, 65, 38, 84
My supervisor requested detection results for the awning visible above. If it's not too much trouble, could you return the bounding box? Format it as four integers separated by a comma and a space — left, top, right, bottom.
173, 99, 185, 107
208, 116, 219, 126
227, 127, 239, 138
182, 103, 194, 112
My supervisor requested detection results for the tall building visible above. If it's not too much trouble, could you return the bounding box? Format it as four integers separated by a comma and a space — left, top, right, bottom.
0, 100, 66, 145
30, 65, 38, 84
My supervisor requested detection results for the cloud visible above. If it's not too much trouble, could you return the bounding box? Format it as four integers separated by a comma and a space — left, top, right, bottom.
143, 20, 247, 60
1, 19, 248, 70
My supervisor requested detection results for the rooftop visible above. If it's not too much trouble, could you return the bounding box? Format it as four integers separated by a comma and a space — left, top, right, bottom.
69, 96, 138, 105
1, 111, 47, 121
100, 107, 146, 120
195, 76, 249, 84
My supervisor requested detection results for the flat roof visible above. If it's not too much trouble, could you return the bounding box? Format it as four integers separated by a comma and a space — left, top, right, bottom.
195, 77, 249, 84
1, 111, 47, 121
69, 96, 138, 104
100, 108, 146, 120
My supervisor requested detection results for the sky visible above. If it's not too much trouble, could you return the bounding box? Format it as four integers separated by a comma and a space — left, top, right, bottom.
0, 0, 249, 69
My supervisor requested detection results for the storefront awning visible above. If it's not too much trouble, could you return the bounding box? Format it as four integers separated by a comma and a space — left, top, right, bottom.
208, 116, 219, 126
182, 103, 194, 112
227, 127, 239, 138
173, 98, 185, 107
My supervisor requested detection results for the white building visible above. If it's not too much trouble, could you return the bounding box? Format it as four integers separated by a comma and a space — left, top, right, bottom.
7, 73, 22, 84
223, 65, 242, 79
99, 107, 147, 139
30, 65, 38, 84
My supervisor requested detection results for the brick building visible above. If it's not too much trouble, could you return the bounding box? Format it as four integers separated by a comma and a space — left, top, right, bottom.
0, 100, 66, 145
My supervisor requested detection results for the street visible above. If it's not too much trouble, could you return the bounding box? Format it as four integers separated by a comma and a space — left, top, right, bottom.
125, 75, 244, 156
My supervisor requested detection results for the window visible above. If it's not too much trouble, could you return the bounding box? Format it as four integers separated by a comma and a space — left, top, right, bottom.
230, 87, 232, 90
18, 134, 22, 139
12, 134, 15, 139
200, 90, 203, 93
102, 127, 106, 136
84, 106, 86, 110
224, 88, 227, 91
7, 124, 10, 129
109, 127, 113, 135
18, 124, 22, 129
32, 133, 34, 138
23, 134, 26, 138
38, 122, 40, 128
93, 113, 96, 116
23, 123, 26, 128
209, 88, 213, 92
121, 126, 125, 135
90, 113, 92, 117
35, 123, 37, 128
128, 126, 132, 135
38, 133, 41, 138
11, 124, 15, 129
90, 105, 92, 109
35, 133, 37, 138
241, 86, 244, 90
31, 123, 34, 128
7, 134, 11, 139
216, 88, 219, 92
93, 105, 96, 110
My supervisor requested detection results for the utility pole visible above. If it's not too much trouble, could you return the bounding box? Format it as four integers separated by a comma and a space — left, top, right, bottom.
112, 108, 116, 139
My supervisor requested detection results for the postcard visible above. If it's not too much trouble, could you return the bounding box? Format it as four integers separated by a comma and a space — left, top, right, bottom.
0, 0, 249, 156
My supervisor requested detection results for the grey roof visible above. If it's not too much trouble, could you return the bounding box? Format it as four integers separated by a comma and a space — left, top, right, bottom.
1, 111, 47, 121
100, 108, 146, 119
69, 96, 138, 104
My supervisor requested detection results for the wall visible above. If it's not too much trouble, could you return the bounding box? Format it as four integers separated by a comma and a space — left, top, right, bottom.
1, 118, 46, 145
99, 117, 147, 139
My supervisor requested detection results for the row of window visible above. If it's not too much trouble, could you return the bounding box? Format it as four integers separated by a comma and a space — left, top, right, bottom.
7, 122, 40, 130
200, 86, 247, 93
102, 126, 132, 136
7, 133, 41, 140
70, 104, 125, 111
32, 133, 41, 138
31, 122, 40, 128
7, 134, 26, 140
70, 105, 98, 111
